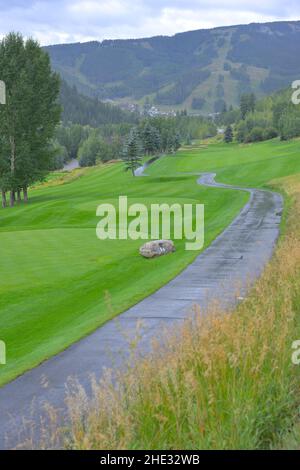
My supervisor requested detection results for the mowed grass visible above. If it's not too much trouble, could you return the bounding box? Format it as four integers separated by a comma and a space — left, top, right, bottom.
0, 161, 247, 386
148, 138, 300, 188
42, 166, 300, 451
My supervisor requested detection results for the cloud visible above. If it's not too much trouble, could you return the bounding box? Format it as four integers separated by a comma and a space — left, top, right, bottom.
0, 0, 299, 45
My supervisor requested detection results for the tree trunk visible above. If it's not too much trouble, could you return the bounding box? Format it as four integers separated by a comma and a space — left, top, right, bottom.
17, 189, 22, 203
23, 187, 28, 203
1, 190, 7, 209
10, 136, 15, 174
10, 190, 15, 207
9, 136, 16, 208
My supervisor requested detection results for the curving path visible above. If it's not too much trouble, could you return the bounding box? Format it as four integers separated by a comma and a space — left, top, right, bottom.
0, 173, 283, 449
62, 159, 80, 172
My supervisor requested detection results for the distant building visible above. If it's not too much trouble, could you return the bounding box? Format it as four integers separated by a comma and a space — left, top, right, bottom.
146, 106, 176, 118
119, 101, 176, 118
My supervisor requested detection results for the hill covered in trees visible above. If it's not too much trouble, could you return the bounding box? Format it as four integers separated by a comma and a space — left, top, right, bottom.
46, 21, 300, 113
60, 80, 138, 126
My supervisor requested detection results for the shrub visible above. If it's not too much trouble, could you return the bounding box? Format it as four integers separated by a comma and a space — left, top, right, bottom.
263, 128, 278, 141
246, 126, 265, 142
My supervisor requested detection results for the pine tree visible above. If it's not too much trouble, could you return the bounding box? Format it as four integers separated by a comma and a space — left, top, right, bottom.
240, 95, 249, 120
142, 122, 161, 155
122, 128, 143, 176
240, 93, 256, 120
224, 125, 233, 143
173, 132, 181, 152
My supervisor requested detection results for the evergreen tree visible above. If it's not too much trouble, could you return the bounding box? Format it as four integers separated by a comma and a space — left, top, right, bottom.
173, 132, 181, 152
122, 128, 142, 176
240, 94, 249, 120
240, 93, 256, 120
224, 125, 233, 143
141, 122, 161, 155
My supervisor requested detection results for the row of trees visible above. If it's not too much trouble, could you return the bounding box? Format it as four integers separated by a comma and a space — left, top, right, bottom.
0, 33, 60, 208
122, 114, 217, 175
122, 120, 182, 176
55, 114, 216, 173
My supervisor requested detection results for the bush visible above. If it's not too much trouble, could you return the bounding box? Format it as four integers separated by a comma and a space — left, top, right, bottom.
235, 121, 248, 142
246, 127, 265, 143
279, 112, 300, 141
263, 128, 278, 141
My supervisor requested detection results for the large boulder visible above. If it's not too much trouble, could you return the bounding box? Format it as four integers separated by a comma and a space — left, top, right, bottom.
139, 240, 175, 259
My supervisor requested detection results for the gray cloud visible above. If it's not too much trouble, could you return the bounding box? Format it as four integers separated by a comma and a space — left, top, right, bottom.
0, 0, 299, 45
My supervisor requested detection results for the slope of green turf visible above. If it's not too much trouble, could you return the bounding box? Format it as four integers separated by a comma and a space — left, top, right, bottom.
148, 139, 300, 188
0, 161, 247, 386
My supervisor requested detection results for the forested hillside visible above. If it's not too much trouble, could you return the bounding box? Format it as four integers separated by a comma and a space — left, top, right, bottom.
46, 21, 300, 113
60, 80, 138, 126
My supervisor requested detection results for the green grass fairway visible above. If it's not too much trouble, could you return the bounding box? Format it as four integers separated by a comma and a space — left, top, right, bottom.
1, 138, 300, 386
0, 161, 247, 386
148, 139, 300, 188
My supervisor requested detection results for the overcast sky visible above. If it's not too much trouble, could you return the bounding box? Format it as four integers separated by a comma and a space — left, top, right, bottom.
0, 0, 299, 45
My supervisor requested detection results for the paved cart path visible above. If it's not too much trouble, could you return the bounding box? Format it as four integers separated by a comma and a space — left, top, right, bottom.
0, 173, 283, 449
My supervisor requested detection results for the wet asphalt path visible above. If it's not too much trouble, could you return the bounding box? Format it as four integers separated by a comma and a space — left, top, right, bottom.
62, 159, 80, 172
0, 173, 283, 449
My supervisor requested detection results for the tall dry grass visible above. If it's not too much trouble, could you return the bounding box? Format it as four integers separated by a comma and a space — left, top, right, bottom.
25, 175, 300, 450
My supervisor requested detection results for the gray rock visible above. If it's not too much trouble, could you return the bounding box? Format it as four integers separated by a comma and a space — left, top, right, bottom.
139, 240, 176, 259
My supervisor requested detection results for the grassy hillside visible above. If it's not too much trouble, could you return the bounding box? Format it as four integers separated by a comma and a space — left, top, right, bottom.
45, 21, 300, 113
0, 159, 246, 386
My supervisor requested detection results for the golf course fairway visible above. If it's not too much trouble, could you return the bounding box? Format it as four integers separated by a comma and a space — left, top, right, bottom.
1, 138, 300, 387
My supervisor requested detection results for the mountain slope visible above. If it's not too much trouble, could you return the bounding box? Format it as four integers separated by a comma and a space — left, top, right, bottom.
46, 21, 300, 113
59, 80, 138, 126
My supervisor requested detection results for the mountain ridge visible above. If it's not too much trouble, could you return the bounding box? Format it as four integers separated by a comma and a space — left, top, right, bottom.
45, 20, 300, 113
